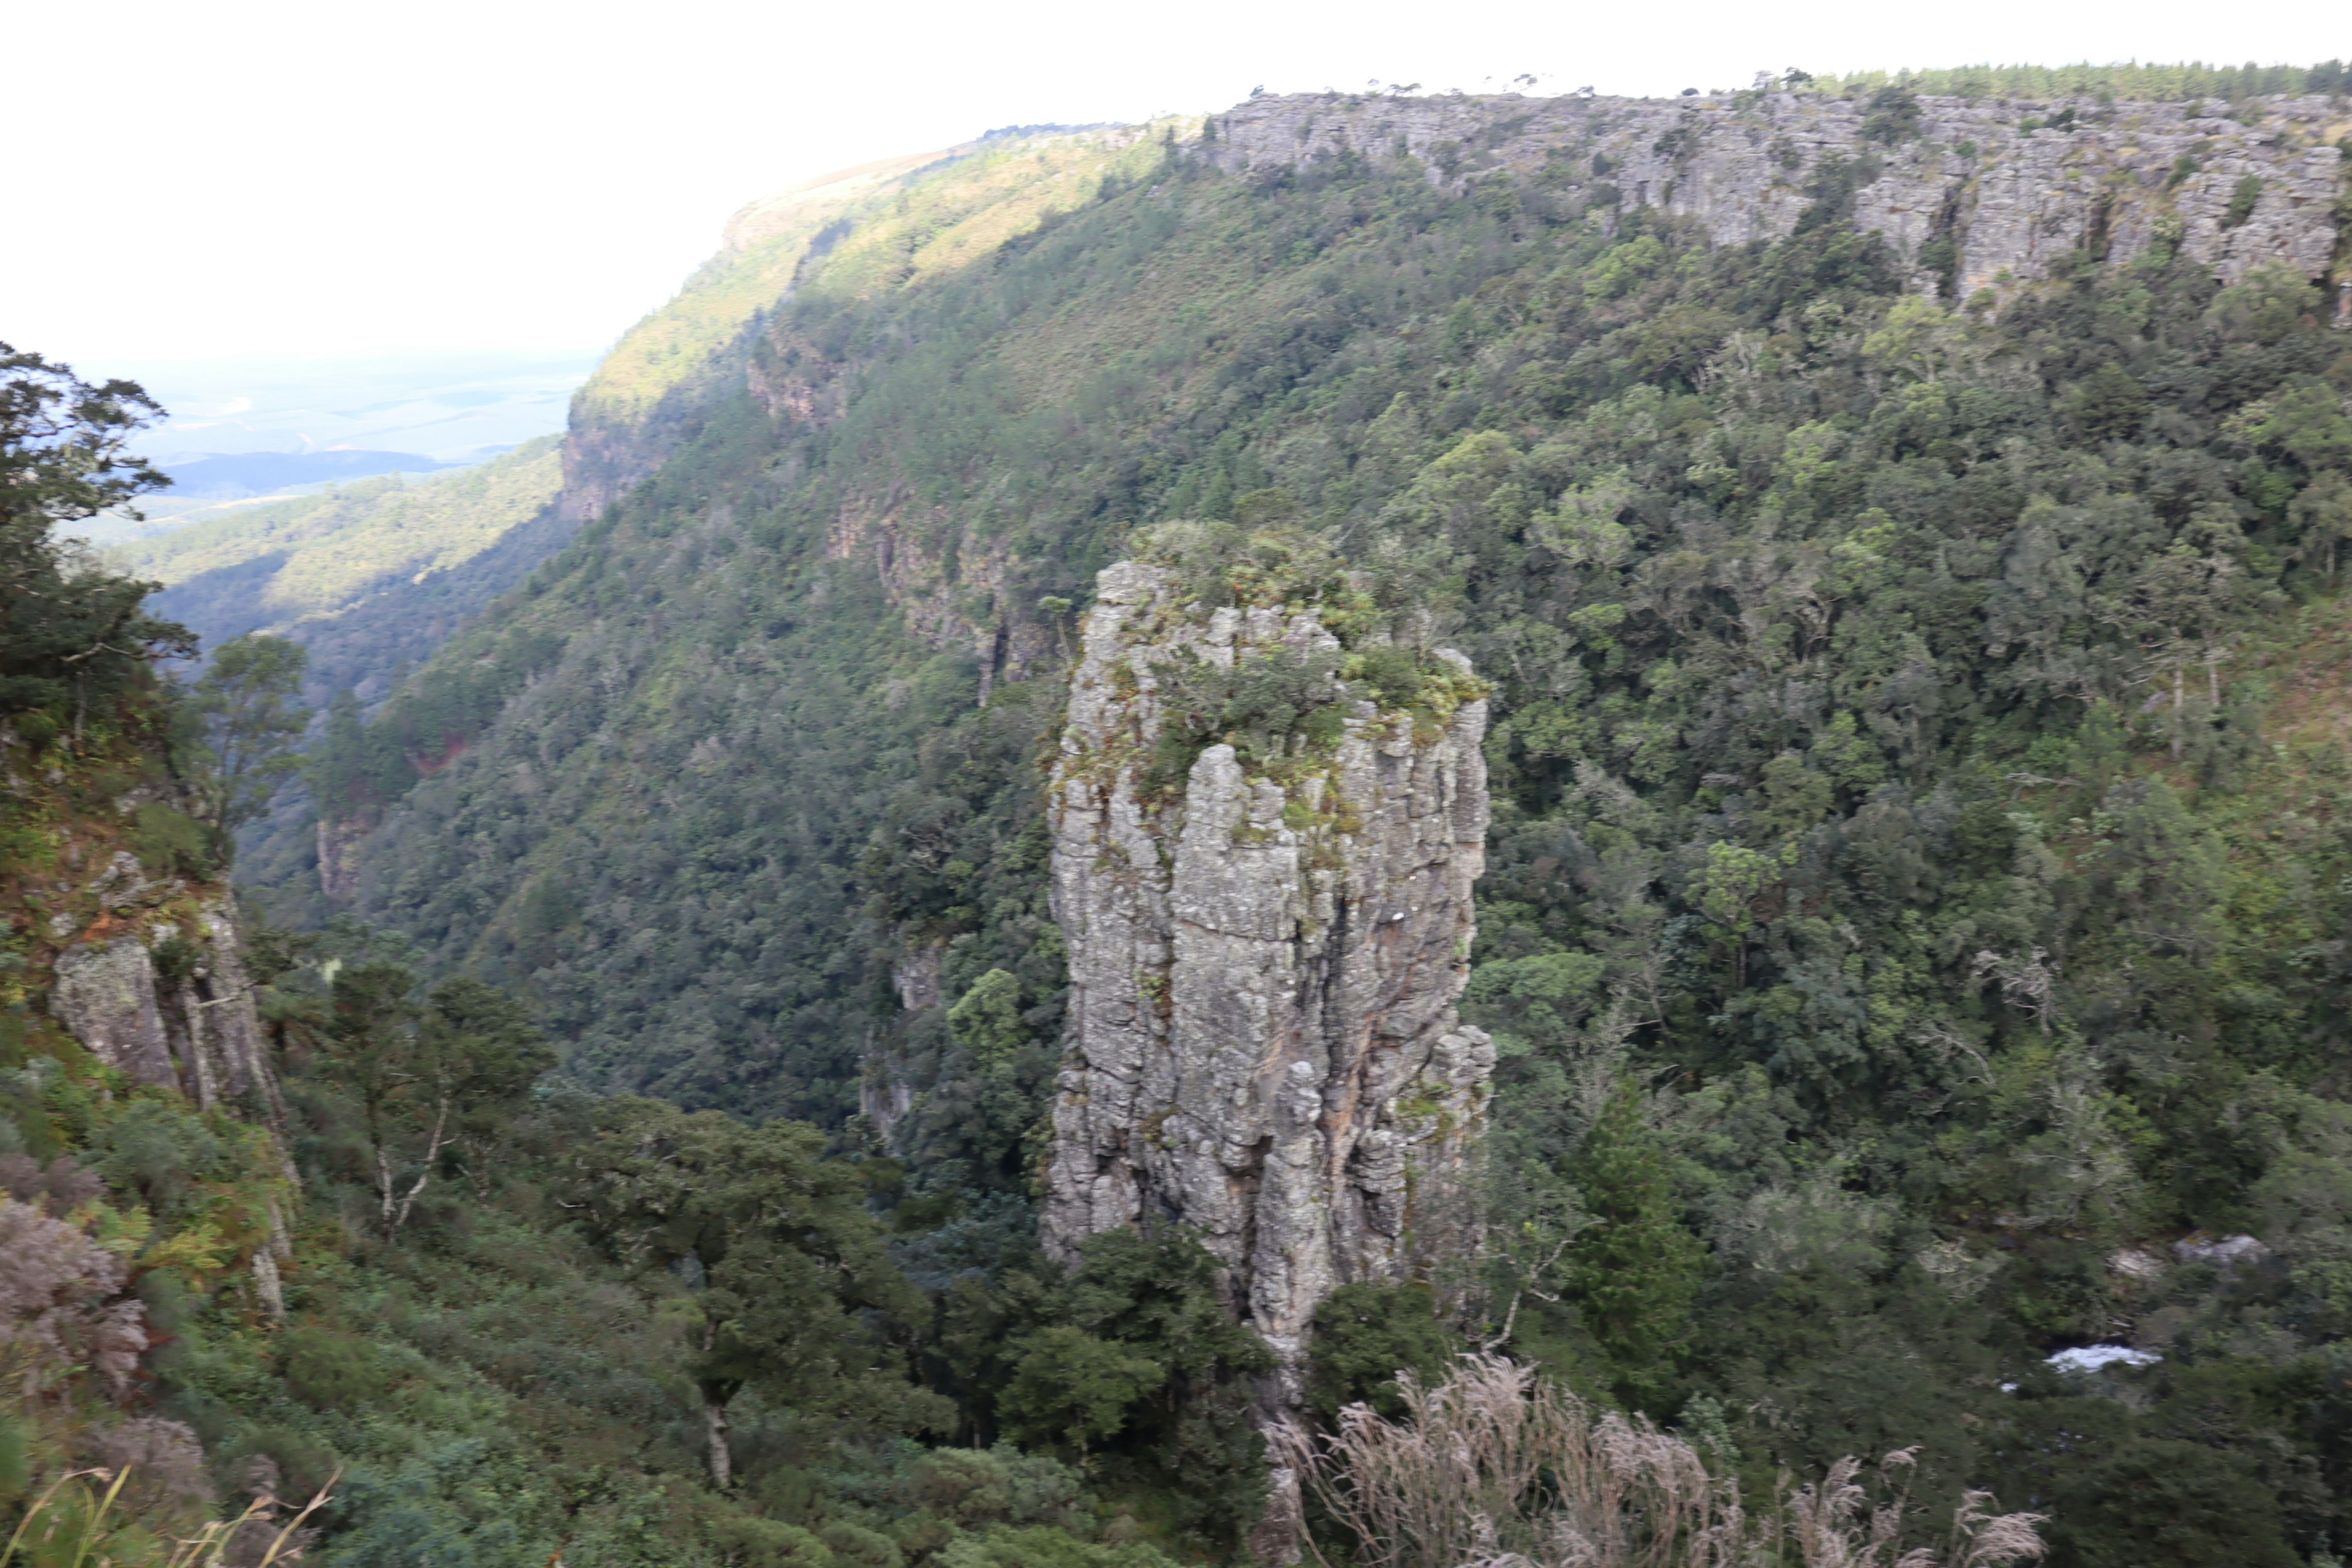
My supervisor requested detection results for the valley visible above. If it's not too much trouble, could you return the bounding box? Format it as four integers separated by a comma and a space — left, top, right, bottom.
7, 65, 2352, 1568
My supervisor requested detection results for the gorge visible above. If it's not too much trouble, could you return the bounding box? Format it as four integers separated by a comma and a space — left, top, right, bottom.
9, 62, 2352, 1568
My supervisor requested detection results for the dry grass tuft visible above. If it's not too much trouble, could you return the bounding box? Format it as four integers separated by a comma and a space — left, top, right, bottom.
1280, 1354, 2044, 1568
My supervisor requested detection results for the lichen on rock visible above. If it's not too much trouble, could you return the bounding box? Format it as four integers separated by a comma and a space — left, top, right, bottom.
1041, 533, 1494, 1419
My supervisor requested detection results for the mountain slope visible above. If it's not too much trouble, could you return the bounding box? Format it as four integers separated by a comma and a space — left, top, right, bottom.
557, 123, 1181, 524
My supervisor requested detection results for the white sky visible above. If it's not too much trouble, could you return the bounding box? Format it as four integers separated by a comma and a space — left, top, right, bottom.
11, 0, 2343, 364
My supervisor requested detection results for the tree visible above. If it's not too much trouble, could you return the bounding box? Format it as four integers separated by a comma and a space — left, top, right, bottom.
0, 344, 191, 723
319, 964, 552, 1238
2100, 532, 2242, 760
998, 1325, 1166, 1452
186, 632, 309, 836
2290, 472, 2352, 584
1305, 1281, 1458, 1423
958, 1231, 1276, 1549
1564, 1082, 1700, 1408
567, 1097, 937, 1488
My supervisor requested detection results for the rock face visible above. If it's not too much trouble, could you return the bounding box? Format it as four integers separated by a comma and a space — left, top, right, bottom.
48, 876, 280, 1123
1200, 89, 2345, 297
1041, 560, 1494, 1385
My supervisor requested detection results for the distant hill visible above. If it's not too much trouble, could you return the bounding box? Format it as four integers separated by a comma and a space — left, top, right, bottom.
159, 447, 456, 497
83, 347, 600, 468
121, 437, 564, 703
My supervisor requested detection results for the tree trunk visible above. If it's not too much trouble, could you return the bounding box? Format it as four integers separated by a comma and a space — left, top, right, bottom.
387, 1095, 453, 1238
2170, 663, 2185, 761
704, 1394, 733, 1490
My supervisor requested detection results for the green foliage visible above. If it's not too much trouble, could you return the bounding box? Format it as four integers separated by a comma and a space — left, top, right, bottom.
281, 1325, 393, 1414
118, 440, 562, 625
1859, 86, 1922, 144
1564, 1082, 1702, 1404
216, 99, 2352, 1564
945, 969, 1027, 1072
998, 1326, 1166, 1451
1813, 59, 2351, 102
1304, 1282, 1457, 1423
317, 963, 554, 1236
2223, 175, 2264, 230
127, 802, 214, 880
183, 633, 309, 836
93, 1099, 225, 1219
931, 1525, 1180, 1568
567, 1095, 938, 1436
0, 1411, 24, 1504
937, 1232, 1272, 1553
0, 345, 192, 718
1143, 648, 1346, 791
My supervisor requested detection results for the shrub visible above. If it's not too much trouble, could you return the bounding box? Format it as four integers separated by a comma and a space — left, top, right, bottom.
281, 1325, 391, 1413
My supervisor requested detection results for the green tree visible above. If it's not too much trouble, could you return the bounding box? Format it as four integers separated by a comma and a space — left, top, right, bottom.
320, 964, 553, 1237
568, 1096, 938, 1488
962, 1231, 1275, 1550
949, 967, 1028, 1071
2290, 472, 2352, 584
0, 344, 190, 723
186, 631, 309, 836
1305, 1281, 1458, 1423
998, 1325, 1166, 1451
1565, 1081, 1701, 1408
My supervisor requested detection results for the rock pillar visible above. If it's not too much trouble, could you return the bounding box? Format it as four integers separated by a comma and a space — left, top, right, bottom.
1040, 559, 1494, 1555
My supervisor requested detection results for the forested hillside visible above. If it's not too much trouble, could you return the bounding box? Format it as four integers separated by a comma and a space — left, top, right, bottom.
13, 67, 2352, 1568
279, 74, 2352, 1563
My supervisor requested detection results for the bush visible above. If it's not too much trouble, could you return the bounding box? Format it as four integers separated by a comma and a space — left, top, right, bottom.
281, 1325, 391, 1413
1143, 647, 1347, 793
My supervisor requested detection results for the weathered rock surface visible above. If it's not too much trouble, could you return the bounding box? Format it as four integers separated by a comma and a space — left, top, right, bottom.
48, 889, 281, 1123
1042, 561, 1493, 1381
1200, 89, 2346, 296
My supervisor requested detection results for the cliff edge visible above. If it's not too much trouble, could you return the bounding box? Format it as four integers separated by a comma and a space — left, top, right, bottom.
1201, 88, 2346, 303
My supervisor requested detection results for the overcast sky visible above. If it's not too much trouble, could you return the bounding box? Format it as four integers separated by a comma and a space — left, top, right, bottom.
12, 0, 2342, 365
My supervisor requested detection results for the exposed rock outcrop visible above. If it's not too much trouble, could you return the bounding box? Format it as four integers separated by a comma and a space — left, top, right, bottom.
50, 894, 281, 1123
826, 510, 1055, 702
1200, 89, 2346, 296
1042, 558, 1493, 1386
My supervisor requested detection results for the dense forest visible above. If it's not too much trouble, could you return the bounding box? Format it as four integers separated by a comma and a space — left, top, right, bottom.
8, 67, 2352, 1568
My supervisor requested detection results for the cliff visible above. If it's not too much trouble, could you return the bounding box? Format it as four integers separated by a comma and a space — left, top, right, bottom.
1041, 557, 1493, 1383
3, 729, 284, 1130
1200, 88, 2346, 301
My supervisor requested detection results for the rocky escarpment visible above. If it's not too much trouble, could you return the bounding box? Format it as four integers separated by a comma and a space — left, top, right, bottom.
1041, 559, 1493, 1390
1202, 89, 2347, 301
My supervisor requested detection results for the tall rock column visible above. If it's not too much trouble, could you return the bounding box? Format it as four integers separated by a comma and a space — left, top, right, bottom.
1041, 557, 1494, 1417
